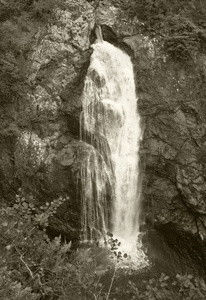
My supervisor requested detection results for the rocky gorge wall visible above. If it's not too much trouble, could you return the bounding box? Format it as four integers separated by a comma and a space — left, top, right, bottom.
1, 0, 206, 245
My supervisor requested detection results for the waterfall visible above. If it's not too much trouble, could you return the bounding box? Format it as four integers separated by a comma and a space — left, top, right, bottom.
80, 34, 142, 248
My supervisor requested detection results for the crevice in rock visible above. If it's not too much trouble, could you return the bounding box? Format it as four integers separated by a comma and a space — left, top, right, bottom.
90, 24, 134, 58
175, 180, 206, 237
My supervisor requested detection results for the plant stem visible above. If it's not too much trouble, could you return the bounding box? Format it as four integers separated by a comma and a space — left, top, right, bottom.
106, 264, 116, 300
15, 247, 34, 279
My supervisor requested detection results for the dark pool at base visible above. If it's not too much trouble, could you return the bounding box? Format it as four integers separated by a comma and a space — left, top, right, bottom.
142, 222, 206, 277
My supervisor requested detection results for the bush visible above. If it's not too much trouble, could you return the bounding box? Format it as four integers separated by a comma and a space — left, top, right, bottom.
0, 0, 61, 107
128, 273, 206, 300
0, 192, 113, 300
1, 195, 206, 300
112, 0, 206, 61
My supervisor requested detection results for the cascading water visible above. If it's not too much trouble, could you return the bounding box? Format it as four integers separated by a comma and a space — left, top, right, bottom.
80, 28, 145, 264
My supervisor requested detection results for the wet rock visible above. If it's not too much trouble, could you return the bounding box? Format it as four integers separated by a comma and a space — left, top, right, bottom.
144, 223, 206, 276
2, 0, 206, 244
124, 33, 206, 237
0, 0, 96, 238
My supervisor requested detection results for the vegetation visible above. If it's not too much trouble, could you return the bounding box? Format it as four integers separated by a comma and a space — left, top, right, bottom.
1, 1, 206, 299
1, 191, 206, 299
0, 0, 58, 106
0, 0, 63, 199
0, 191, 103, 300
113, 0, 206, 61
127, 273, 206, 300
1, 0, 204, 108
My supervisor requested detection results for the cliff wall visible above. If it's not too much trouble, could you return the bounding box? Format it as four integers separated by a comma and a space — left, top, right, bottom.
1, 0, 206, 241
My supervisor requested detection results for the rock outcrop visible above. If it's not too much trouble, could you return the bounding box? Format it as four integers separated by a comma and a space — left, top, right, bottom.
1, 0, 206, 242
124, 34, 206, 238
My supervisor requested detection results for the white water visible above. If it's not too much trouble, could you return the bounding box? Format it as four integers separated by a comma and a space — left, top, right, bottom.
80, 39, 143, 257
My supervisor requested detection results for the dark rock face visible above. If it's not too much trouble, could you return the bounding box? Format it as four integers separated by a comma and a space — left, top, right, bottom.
124, 35, 206, 237
1, 0, 206, 246
144, 223, 206, 276
0, 0, 95, 239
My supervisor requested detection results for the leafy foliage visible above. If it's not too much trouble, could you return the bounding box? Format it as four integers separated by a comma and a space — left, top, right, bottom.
1, 195, 206, 299
0, 193, 116, 300
104, 233, 128, 261
113, 0, 206, 61
128, 273, 206, 300
0, 0, 60, 106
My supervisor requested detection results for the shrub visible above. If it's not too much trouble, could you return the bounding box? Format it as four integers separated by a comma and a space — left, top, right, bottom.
0, 0, 61, 107
1, 195, 206, 300
0, 192, 111, 300
112, 0, 206, 61
128, 272, 206, 300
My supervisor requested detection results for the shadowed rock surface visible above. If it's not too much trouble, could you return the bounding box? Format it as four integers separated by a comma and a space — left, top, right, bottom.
1, 0, 206, 259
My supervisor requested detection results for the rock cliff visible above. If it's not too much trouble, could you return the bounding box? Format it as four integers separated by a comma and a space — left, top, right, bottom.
1, 0, 206, 242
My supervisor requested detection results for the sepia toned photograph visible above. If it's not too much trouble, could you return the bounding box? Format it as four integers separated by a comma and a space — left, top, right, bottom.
0, 0, 206, 299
